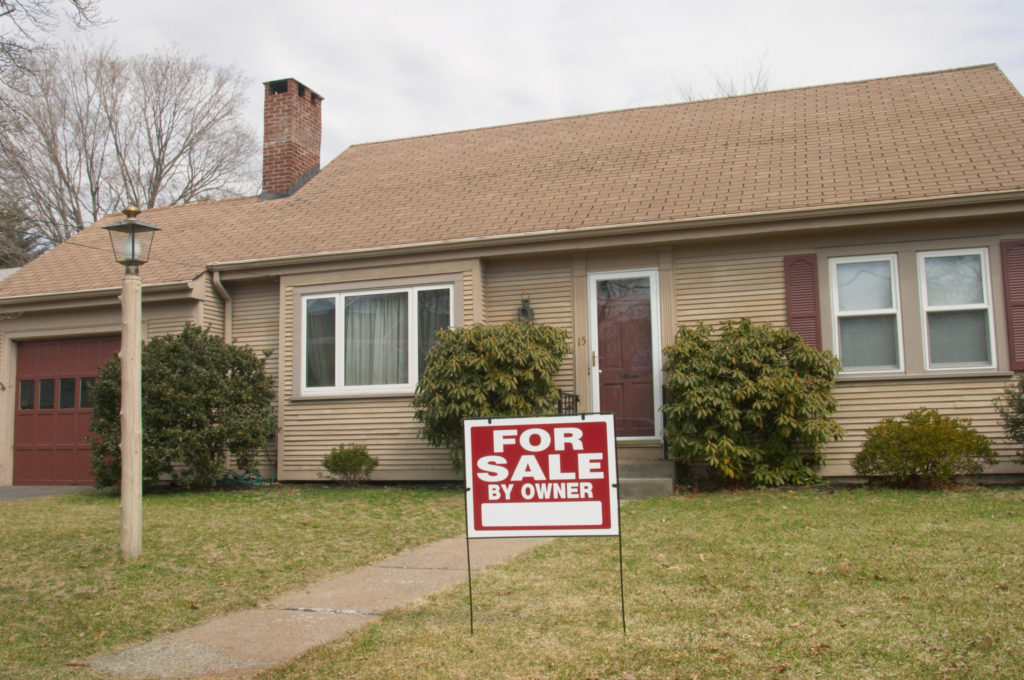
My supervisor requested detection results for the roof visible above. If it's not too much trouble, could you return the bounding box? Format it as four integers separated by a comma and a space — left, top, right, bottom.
3, 64, 1024, 299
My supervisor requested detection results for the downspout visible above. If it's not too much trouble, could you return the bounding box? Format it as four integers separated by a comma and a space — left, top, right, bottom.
211, 271, 232, 343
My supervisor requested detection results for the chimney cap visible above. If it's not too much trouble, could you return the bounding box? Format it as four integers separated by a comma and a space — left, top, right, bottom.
263, 78, 322, 102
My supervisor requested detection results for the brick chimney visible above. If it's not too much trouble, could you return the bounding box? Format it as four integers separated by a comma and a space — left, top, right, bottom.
261, 78, 322, 200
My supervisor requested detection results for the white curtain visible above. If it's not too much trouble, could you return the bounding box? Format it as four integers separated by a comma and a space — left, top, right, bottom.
345, 292, 408, 385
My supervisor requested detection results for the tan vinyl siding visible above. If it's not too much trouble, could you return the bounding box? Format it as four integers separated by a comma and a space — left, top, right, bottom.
483, 256, 576, 392
146, 317, 188, 338
229, 280, 280, 476
279, 398, 453, 480
674, 250, 787, 329
198, 275, 225, 337
278, 262, 477, 481
820, 375, 1019, 476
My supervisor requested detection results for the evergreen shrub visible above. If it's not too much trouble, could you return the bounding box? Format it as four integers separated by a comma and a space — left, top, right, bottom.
853, 407, 995, 488
996, 374, 1024, 464
321, 443, 378, 484
662, 318, 842, 486
412, 319, 570, 467
89, 324, 276, 489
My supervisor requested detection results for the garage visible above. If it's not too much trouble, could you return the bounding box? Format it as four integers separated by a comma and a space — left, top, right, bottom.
14, 336, 120, 485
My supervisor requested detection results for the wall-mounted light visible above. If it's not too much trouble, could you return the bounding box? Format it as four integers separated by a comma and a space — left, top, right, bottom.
517, 297, 534, 323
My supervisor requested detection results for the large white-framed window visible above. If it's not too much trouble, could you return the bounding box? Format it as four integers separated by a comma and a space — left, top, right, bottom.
301, 284, 453, 396
829, 254, 904, 374
918, 248, 995, 370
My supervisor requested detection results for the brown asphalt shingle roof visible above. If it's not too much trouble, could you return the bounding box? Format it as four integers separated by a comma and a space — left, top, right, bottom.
3, 64, 1024, 299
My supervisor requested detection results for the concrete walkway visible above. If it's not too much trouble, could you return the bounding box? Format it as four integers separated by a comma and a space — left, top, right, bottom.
87, 536, 549, 679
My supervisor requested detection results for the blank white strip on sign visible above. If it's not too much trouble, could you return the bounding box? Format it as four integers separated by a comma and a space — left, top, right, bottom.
480, 501, 603, 527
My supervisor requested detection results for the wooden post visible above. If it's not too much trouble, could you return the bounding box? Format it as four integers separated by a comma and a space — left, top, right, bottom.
120, 271, 143, 560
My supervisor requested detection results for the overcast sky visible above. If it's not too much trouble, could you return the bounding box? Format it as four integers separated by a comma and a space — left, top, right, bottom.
77, 0, 1024, 162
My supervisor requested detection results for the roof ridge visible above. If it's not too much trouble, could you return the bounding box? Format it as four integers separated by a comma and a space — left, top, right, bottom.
342, 64, 1004, 150
93, 194, 260, 224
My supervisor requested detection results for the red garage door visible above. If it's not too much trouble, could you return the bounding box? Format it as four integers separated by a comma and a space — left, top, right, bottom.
14, 336, 120, 485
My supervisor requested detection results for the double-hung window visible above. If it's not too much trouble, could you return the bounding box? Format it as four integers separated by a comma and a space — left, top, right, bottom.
302, 284, 453, 395
918, 248, 995, 370
829, 254, 903, 373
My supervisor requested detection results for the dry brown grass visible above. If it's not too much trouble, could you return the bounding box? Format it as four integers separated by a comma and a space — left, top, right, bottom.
260, 488, 1024, 680
0, 484, 464, 680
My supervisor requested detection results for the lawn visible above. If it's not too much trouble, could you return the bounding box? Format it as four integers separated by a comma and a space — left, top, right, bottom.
2, 486, 1023, 679
261, 487, 1024, 680
0, 485, 465, 680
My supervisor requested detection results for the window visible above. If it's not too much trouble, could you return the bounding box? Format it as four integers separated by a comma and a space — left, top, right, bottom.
38, 379, 56, 409
829, 255, 903, 373
80, 378, 96, 408
301, 284, 452, 395
59, 378, 76, 409
18, 380, 34, 410
918, 249, 995, 370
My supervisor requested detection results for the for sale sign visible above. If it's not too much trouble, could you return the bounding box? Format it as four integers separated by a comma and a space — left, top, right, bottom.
463, 414, 619, 538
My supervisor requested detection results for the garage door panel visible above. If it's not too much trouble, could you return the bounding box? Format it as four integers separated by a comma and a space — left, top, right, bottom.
14, 336, 119, 485
14, 448, 43, 485
14, 413, 34, 447
54, 411, 82, 446
54, 447, 92, 484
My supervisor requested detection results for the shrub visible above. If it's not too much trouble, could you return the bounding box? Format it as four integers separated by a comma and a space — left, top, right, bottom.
412, 319, 570, 467
996, 375, 1024, 464
321, 444, 379, 485
853, 408, 996, 488
90, 324, 276, 489
662, 318, 843, 487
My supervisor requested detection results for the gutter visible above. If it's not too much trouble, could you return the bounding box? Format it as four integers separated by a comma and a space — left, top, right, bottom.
0, 280, 195, 309
208, 189, 1024, 273
211, 272, 232, 342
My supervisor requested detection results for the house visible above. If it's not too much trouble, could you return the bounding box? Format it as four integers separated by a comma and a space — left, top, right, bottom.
3, 65, 1024, 486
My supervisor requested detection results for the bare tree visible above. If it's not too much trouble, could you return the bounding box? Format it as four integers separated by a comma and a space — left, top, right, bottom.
0, 202, 41, 266
673, 54, 772, 102
0, 0, 102, 80
0, 42, 259, 249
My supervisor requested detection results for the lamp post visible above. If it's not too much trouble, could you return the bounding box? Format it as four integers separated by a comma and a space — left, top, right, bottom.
103, 206, 159, 560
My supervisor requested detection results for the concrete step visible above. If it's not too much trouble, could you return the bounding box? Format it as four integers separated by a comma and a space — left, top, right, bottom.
618, 460, 674, 478
616, 440, 666, 461
617, 459, 675, 499
618, 477, 674, 499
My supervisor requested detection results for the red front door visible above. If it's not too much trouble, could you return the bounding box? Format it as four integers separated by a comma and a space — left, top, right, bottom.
14, 336, 119, 485
593, 276, 658, 438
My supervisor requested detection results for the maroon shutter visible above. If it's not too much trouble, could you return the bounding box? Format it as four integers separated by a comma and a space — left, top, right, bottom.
783, 254, 821, 349
1001, 241, 1024, 371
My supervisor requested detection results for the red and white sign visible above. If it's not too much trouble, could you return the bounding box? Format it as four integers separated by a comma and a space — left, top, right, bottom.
463, 414, 619, 538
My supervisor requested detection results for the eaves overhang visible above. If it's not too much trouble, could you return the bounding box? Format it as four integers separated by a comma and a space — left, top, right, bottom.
209, 189, 1024, 275
0, 280, 196, 312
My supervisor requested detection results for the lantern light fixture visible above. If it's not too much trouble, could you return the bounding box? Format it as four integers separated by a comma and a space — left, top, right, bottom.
103, 206, 160, 272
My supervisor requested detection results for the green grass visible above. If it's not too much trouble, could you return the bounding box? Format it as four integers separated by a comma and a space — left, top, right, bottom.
2, 487, 1023, 679
259, 488, 1024, 680
0, 485, 464, 680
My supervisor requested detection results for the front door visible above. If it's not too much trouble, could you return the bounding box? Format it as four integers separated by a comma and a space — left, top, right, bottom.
588, 271, 662, 438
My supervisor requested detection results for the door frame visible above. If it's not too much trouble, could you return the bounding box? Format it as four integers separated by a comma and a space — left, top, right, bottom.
587, 269, 663, 439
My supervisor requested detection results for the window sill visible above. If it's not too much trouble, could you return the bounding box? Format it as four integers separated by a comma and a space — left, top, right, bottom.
836, 370, 1013, 383
291, 389, 415, 401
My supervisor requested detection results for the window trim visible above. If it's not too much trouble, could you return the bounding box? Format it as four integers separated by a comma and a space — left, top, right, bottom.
299, 282, 454, 397
917, 247, 996, 371
828, 253, 905, 375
